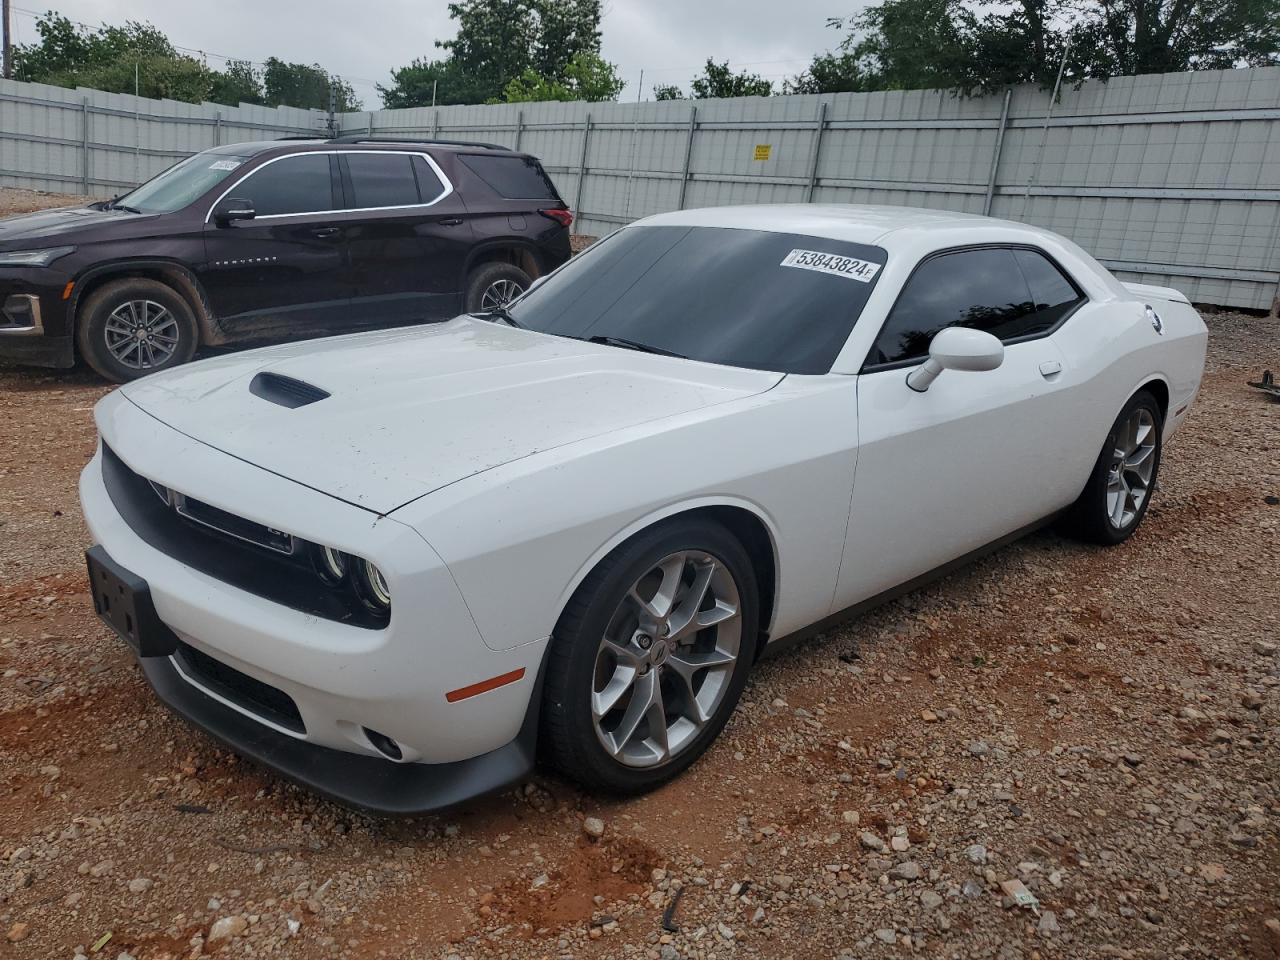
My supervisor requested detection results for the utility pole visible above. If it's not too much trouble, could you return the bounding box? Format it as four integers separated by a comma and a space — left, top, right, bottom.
2, 0, 13, 80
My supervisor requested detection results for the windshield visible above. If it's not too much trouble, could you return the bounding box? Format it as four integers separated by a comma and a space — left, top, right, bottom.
115, 152, 250, 214
506, 225, 887, 375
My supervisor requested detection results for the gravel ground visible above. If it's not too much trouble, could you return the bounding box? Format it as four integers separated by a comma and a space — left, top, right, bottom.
1, 185, 1278, 959
0, 188, 90, 218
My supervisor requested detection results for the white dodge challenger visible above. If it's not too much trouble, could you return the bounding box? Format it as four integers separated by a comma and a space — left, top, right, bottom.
80, 204, 1207, 811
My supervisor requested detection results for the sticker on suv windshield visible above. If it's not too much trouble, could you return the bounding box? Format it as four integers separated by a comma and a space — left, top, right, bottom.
209, 160, 241, 171
780, 249, 881, 283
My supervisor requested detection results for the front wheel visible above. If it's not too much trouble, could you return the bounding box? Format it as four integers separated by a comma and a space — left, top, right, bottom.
464, 262, 532, 313
1060, 389, 1163, 545
77, 278, 198, 382
540, 519, 759, 794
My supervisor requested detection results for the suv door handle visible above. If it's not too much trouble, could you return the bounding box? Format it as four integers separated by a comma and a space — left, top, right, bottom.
437, 217, 464, 226
310, 226, 341, 238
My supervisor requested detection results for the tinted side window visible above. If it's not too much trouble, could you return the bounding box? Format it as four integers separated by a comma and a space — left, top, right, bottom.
460, 154, 559, 200
1013, 248, 1084, 331
412, 156, 447, 202
868, 247, 1082, 367
239, 154, 335, 217
346, 153, 420, 208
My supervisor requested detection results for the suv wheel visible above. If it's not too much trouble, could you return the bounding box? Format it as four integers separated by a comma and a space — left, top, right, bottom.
78, 278, 198, 383
465, 262, 532, 313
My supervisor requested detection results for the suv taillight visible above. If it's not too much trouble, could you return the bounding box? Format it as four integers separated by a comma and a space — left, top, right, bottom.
539, 208, 573, 229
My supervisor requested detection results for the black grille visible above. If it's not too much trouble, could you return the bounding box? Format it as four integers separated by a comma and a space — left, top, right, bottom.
175, 642, 305, 734
249, 372, 330, 409
101, 444, 388, 629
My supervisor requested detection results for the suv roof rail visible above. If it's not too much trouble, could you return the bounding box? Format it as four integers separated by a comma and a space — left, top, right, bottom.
275, 135, 327, 141
326, 135, 513, 151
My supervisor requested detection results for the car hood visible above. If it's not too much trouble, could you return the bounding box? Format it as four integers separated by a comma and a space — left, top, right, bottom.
0, 204, 151, 245
120, 318, 783, 513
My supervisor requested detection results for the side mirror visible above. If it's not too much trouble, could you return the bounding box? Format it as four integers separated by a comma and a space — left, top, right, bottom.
212, 198, 256, 225
905, 327, 1004, 393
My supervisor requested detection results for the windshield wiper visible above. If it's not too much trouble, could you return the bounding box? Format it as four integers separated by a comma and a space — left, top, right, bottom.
587, 335, 686, 359
107, 202, 142, 214
472, 306, 523, 328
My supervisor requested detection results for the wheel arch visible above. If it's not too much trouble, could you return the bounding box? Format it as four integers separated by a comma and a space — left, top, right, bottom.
463, 240, 544, 283
553, 498, 781, 655
1135, 376, 1170, 422
70, 260, 223, 348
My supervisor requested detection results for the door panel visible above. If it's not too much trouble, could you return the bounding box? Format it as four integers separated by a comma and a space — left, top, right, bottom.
199, 153, 355, 337
340, 152, 475, 324
835, 338, 1076, 610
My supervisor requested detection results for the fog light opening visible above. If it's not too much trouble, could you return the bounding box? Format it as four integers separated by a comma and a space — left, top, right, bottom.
363, 727, 403, 761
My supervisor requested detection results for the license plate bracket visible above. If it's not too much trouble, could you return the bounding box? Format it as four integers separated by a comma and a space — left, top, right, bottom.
85, 545, 178, 658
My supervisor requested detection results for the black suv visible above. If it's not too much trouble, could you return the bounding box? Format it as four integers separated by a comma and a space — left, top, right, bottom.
0, 136, 573, 381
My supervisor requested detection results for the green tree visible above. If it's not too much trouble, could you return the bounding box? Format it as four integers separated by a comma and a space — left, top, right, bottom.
263, 58, 359, 111
783, 51, 869, 94
13, 13, 217, 102
209, 59, 264, 106
653, 83, 685, 100
689, 59, 773, 98
382, 0, 606, 106
503, 50, 623, 102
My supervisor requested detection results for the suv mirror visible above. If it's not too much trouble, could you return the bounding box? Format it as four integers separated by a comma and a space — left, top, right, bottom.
905, 327, 1004, 393
213, 198, 256, 225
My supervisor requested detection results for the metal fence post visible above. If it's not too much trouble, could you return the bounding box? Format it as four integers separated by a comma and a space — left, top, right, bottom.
432, 109, 439, 138
572, 113, 592, 234
80, 96, 90, 195
804, 101, 828, 203
983, 89, 1012, 216
677, 105, 697, 210
514, 110, 524, 151
214, 109, 222, 147
367, 112, 373, 136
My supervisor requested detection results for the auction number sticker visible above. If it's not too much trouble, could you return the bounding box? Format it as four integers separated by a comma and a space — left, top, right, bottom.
209, 159, 241, 171
780, 248, 880, 283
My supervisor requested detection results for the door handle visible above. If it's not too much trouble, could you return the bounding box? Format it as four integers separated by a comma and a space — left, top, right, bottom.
437, 217, 464, 226
1039, 360, 1063, 378
310, 226, 340, 238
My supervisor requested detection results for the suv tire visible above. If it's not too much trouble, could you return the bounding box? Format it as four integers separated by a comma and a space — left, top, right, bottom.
78, 278, 199, 383
465, 262, 532, 313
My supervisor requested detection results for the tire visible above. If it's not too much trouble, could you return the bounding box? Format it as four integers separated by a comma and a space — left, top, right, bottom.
1060, 389, 1163, 545
464, 262, 532, 313
540, 518, 760, 795
77, 278, 199, 383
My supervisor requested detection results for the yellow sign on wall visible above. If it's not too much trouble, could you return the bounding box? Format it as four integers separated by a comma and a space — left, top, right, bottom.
753, 144, 772, 161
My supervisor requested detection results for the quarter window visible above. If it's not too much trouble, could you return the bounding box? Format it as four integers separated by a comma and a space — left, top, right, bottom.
412, 156, 447, 203
237, 154, 335, 217
346, 153, 421, 208
866, 247, 1083, 367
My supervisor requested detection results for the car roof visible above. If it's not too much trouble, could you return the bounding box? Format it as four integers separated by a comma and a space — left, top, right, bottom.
208, 139, 527, 160
639, 204, 1053, 249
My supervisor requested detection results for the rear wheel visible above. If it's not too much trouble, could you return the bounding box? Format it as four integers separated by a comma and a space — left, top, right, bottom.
541, 519, 759, 794
1060, 390, 1163, 545
77, 278, 198, 383
464, 262, 531, 313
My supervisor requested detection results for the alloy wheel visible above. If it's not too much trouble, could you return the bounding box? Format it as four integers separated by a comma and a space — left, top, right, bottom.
103, 299, 180, 370
1106, 407, 1157, 529
592, 551, 742, 768
480, 279, 524, 311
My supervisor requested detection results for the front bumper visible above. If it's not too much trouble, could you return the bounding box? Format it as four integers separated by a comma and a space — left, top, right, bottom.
81, 392, 548, 809
0, 275, 75, 368
138, 651, 539, 814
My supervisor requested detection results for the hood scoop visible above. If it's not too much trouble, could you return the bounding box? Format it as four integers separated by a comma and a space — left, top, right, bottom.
249, 372, 330, 409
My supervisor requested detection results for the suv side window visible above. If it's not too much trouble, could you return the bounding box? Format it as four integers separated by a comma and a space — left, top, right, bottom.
866, 247, 1083, 367
460, 154, 559, 200
238, 153, 336, 217
345, 153, 420, 209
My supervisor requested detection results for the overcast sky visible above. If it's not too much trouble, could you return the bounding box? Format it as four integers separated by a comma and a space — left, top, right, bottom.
6, 0, 862, 107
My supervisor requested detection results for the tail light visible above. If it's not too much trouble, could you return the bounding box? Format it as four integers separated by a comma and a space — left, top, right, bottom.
539, 208, 574, 229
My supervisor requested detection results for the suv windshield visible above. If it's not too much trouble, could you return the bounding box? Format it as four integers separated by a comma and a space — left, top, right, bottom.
115, 152, 251, 214
506, 225, 887, 375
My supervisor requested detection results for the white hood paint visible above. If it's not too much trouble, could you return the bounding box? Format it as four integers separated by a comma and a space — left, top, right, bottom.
121, 318, 782, 513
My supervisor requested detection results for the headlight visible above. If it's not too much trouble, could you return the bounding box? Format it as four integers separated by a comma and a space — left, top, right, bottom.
314, 545, 348, 585
0, 246, 76, 267
355, 559, 391, 611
